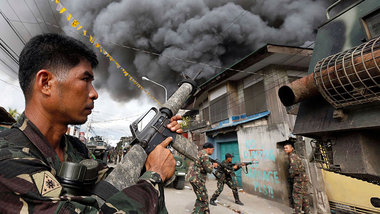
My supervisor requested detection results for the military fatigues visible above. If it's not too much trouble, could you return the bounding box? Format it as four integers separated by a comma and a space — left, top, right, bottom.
0, 114, 166, 214
211, 160, 240, 202
188, 150, 214, 214
289, 152, 311, 214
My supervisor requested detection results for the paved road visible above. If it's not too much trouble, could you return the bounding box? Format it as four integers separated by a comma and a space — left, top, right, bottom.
165, 178, 293, 214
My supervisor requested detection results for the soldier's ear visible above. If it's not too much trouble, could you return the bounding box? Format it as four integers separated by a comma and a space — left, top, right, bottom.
36, 70, 54, 95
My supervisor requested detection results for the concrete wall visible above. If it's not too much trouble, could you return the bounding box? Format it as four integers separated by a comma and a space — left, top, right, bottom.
237, 121, 292, 204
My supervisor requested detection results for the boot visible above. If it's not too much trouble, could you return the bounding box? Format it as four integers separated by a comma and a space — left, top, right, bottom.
233, 192, 244, 205
210, 196, 217, 206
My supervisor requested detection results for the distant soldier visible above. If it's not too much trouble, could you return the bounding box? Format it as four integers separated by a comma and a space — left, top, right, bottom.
210, 153, 244, 206
284, 142, 311, 214
188, 142, 218, 214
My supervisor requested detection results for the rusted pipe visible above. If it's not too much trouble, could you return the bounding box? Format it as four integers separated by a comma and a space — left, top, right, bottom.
278, 74, 319, 107
279, 38, 380, 107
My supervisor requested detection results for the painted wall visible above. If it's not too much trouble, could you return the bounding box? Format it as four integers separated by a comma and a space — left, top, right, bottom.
237, 122, 292, 204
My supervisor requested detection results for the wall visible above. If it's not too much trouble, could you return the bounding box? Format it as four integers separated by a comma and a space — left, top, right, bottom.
237, 122, 292, 204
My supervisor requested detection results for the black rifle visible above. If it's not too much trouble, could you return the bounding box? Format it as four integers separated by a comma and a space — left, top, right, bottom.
233, 162, 254, 174
105, 79, 199, 190
210, 158, 256, 174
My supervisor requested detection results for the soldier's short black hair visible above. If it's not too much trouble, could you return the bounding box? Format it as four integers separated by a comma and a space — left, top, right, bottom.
18, 33, 98, 100
203, 142, 214, 149
225, 153, 233, 159
284, 141, 294, 147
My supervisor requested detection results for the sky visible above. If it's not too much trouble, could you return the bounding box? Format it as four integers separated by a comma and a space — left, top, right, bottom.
0, 0, 331, 146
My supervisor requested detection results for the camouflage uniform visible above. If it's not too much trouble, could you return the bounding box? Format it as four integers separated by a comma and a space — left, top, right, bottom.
0, 114, 166, 214
210, 160, 241, 203
289, 152, 311, 214
188, 150, 214, 214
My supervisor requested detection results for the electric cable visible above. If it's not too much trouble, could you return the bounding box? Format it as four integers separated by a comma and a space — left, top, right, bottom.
6, 0, 33, 38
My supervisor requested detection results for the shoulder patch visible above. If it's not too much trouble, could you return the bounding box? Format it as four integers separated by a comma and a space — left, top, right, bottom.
32, 171, 62, 197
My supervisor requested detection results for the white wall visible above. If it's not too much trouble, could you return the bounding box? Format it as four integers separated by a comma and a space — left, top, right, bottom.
237, 121, 292, 203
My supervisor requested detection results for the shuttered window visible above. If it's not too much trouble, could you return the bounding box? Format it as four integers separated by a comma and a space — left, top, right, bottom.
244, 81, 266, 116
202, 107, 209, 122
210, 94, 228, 123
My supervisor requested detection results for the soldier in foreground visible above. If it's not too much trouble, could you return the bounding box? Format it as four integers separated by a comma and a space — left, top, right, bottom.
284, 142, 311, 214
210, 153, 244, 206
0, 33, 181, 213
188, 143, 218, 214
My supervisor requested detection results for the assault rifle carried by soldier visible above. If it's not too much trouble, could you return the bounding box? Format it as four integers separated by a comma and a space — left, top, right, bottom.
209, 153, 255, 206
0, 33, 198, 214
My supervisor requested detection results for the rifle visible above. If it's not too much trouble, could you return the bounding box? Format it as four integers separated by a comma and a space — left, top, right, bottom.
233, 162, 254, 174
105, 79, 199, 190
210, 158, 256, 174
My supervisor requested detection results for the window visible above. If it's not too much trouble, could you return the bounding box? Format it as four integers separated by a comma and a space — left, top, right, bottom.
362, 8, 380, 39
202, 106, 209, 122
244, 81, 267, 116
210, 94, 228, 123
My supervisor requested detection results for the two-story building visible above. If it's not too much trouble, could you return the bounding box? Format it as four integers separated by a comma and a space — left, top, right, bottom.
184, 44, 312, 204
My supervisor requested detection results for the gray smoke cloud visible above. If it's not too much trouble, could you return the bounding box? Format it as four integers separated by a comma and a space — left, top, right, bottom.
61, 0, 330, 102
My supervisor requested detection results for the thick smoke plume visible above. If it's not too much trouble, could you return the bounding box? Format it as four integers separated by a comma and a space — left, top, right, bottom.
61, 0, 330, 102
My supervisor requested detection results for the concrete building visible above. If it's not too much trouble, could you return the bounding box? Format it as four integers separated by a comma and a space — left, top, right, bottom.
184, 44, 312, 204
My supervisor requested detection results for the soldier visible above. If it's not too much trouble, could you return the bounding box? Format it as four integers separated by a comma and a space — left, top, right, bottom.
0, 33, 181, 213
188, 142, 218, 214
284, 142, 311, 214
210, 153, 244, 206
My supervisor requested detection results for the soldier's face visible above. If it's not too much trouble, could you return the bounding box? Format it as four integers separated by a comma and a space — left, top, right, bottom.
206, 148, 214, 155
284, 145, 293, 154
52, 60, 98, 124
226, 157, 232, 162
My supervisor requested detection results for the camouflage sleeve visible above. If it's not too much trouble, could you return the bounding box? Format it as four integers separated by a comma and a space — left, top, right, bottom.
289, 154, 300, 178
221, 161, 234, 173
201, 154, 214, 173
0, 157, 100, 214
101, 171, 165, 214
233, 163, 242, 171
0, 157, 162, 214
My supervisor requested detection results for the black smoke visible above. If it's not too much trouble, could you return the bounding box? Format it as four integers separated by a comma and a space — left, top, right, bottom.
60, 0, 330, 102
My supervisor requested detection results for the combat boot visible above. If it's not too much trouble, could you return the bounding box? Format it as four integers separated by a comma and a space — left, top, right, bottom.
233, 192, 244, 205
210, 196, 217, 206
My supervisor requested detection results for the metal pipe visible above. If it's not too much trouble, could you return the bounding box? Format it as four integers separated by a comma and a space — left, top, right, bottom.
279, 36, 380, 108
278, 74, 319, 107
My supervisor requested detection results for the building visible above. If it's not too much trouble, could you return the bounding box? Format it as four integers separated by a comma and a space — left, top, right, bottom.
184, 44, 312, 204
66, 125, 81, 138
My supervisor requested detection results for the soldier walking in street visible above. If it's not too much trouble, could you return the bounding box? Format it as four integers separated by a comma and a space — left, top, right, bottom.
210, 153, 244, 206
188, 142, 218, 214
284, 142, 311, 214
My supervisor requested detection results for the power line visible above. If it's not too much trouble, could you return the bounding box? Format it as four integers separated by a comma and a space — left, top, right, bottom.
6, 0, 33, 39
0, 10, 26, 45
0, 77, 21, 89
32, 0, 50, 32
23, 0, 46, 33
46, 0, 60, 26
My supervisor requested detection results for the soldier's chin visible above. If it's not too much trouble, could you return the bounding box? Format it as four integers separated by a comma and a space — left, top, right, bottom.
70, 117, 88, 125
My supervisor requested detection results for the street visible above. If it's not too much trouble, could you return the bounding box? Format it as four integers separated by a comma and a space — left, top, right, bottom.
165, 178, 293, 214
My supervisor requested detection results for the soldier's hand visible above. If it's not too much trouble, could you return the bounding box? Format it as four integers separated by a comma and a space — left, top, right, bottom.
145, 137, 176, 181
233, 165, 238, 169
167, 115, 183, 133
213, 163, 218, 168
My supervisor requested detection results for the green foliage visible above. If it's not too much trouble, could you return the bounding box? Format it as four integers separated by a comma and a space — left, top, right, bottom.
8, 108, 20, 120
180, 116, 191, 129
